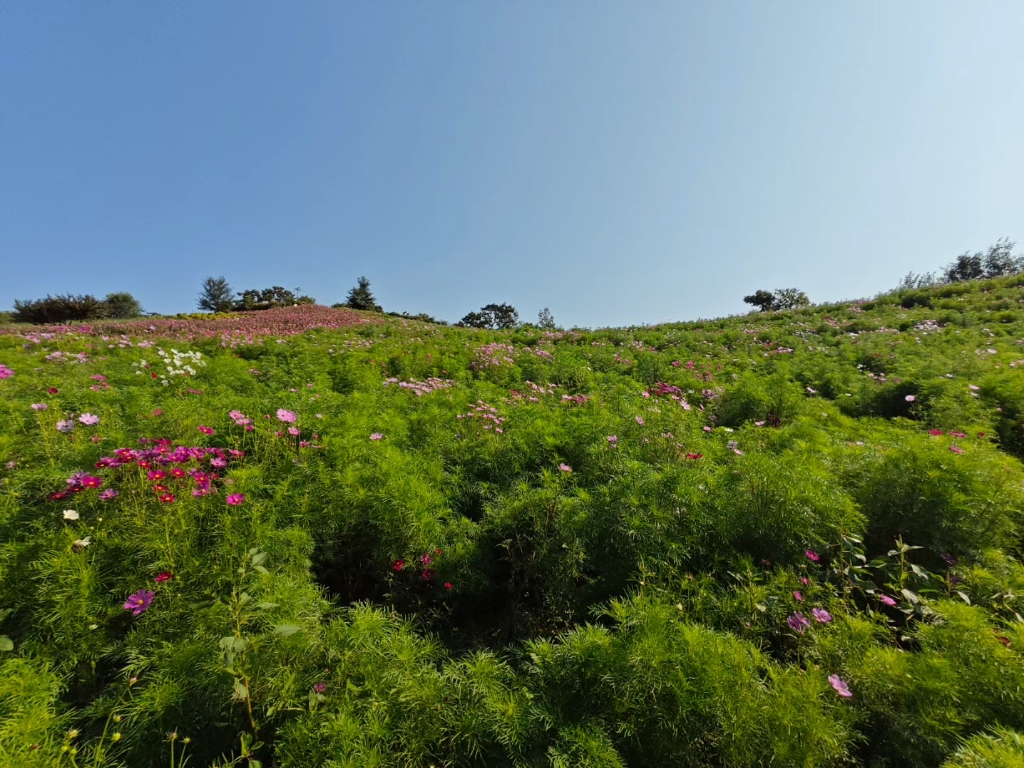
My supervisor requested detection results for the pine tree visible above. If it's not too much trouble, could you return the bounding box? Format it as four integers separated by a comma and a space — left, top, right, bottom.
197, 276, 235, 313
344, 277, 382, 312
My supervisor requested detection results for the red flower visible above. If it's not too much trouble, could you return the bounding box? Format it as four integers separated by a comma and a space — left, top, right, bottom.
158, 493, 176, 503
421, 569, 435, 581
392, 559, 405, 572
444, 582, 453, 590
47, 387, 59, 394
154, 572, 174, 583
153, 484, 169, 493
197, 426, 214, 435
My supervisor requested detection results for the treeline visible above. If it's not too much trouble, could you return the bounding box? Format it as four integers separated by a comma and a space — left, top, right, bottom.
10, 292, 143, 324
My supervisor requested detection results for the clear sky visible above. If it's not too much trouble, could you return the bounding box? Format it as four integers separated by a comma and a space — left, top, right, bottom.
2, 2, 1022, 328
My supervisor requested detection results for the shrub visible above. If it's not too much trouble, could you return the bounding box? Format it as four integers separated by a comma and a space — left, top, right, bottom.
11, 294, 108, 324
103, 291, 142, 318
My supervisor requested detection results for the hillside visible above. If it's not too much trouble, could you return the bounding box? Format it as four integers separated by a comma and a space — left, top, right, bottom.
3, 276, 1024, 766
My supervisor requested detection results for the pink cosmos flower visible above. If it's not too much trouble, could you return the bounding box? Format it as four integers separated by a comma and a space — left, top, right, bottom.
879, 594, 897, 607
558, 463, 572, 473
276, 409, 297, 423
905, 395, 915, 402
445, 582, 454, 590
828, 674, 852, 698
703, 426, 712, 433
123, 590, 155, 616
370, 433, 384, 441
78, 413, 99, 426
31, 403, 48, 411
793, 591, 804, 602
607, 435, 618, 445
392, 559, 405, 571
226, 493, 246, 506
313, 682, 327, 694
99, 489, 118, 501
0, 364, 13, 379
158, 493, 176, 503
812, 608, 832, 623
806, 550, 821, 563
787, 612, 810, 634
636, 416, 645, 426
929, 429, 944, 436
154, 572, 174, 583
288, 426, 300, 436
56, 420, 75, 433
197, 426, 214, 435
949, 445, 963, 454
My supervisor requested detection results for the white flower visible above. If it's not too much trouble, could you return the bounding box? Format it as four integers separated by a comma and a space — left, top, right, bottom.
73, 537, 91, 549
63, 509, 80, 520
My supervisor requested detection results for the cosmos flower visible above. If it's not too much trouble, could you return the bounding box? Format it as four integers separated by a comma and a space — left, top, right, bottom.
63, 510, 80, 521
828, 674, 852, 698
123, 590, 154, 616
276, 409, 297, 423
226, 493, 245, 506
879, 594, 897, 607
31, 403, 48, 411
99, 489, 118, 501
812, 608, 832, 623
197, 426, 214, 435
806, 550, 821, 563
78, 413, 100, 426
56, 420, 75, 433
370, 433, 384, 441
154, 572, 174, 583
558, 463, 572, 472
787, 612, 810, 634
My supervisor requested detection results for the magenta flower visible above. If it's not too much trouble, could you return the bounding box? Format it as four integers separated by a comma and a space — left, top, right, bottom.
276, 409, 297, 423
392, 559, 405, 571
288, 426, 300, 437
197, 426, 214, 435
370, 433, 384, 441
793, 591, 804, 602
78, 413, 99, 426
949, 444, 963, 454
787, 612, 810, 634
56, 420, 75, 433
313, 681, 327, 694
635, 416, 645, 426
806, 549, 821, 563
31, 403, 48, 411
879, 594, 897, 607
0, 364, 14, 379
99, 489, 118, 501
123, 590, 155, 616
828, 674, 853, 698
607, 435, 618, 445
558, 463, 572, 473
154, 572, 174, 583
226, 493, 246, 506
812, 608, 832, 623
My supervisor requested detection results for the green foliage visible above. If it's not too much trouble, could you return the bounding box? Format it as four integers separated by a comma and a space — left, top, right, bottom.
12, 294, 109, 324
234, 286, 315, 311
103, 292, 143, 319
460, 303, 519, 329
2, 272, 1024, 765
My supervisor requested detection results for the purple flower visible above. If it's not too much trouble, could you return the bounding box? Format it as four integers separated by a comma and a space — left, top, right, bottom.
99, 488, 118, 501
940, 552, 958, 567
31, 403, 48, 411
78, 413, 99, 426
56, 419, 75, 433
805, 549, 821, 563
123, 590, 154, 616
812, 608, 832, 623
828, 674, 853, 698
787, 612, 810, 634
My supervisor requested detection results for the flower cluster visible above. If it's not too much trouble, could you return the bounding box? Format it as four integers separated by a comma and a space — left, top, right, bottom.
642, 382, 692, 410
457, 400, 506, 433
472, 343, 516, 368
383, 376, 454, 397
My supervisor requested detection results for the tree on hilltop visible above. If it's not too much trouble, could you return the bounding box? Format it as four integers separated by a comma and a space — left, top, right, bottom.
343, 277, 382, 312
197, 276, 235, 313
104, 292, 142, 318
743, 288, 810, 312
459, 303, 519, 329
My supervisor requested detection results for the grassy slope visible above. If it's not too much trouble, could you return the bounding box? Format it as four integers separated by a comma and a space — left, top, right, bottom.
2, 278, 1024, 766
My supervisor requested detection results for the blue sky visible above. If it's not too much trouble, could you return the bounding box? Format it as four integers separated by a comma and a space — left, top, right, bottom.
2, 2, 1022, 328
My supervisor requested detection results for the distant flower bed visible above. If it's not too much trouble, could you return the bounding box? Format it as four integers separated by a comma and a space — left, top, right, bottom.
0, 304, 373, 344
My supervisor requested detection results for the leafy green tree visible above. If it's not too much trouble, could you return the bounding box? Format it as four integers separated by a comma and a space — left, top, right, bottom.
772, 288, 810, 310
538, 307, 556, 329
12, 294, 108, 323
103, 292, 142, 318
459, 303, 519, 329
197, 276, 235, 313
743, 290, 778, 312
234, 286, 314, 311
343, 276, 382, 312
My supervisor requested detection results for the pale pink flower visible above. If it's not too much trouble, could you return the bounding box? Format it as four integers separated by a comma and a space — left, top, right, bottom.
276, 409, 297, 423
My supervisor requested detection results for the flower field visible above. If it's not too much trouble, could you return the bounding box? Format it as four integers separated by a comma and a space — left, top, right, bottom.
3, 279, 1024, 766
